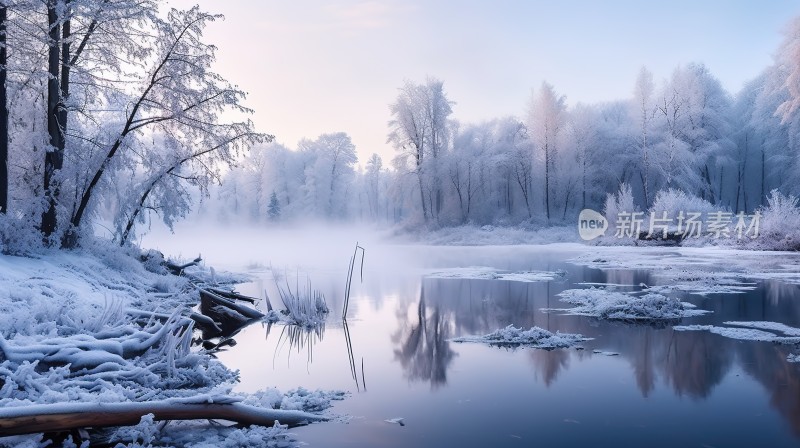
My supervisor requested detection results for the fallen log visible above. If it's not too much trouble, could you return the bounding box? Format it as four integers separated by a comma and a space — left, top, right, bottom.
165, 256, 203, 276
199, 289, 264, 320
0, 400, 327, 437
207, 287, 258, 304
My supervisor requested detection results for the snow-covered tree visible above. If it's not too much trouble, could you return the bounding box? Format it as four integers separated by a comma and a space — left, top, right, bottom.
776, 16, 800, 124
267, 191, 280, 221
527, 82, 566, 222
73, 7, 266, 246
388, 77, 453, 223
631, 67, 657, 207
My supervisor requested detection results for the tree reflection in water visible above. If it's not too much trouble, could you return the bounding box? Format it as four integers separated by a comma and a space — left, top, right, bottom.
392, 289, 457, 388
391, 274, 800, 434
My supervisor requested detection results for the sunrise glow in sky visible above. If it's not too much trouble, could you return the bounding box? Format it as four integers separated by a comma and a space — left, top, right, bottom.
166, 0, 800, 163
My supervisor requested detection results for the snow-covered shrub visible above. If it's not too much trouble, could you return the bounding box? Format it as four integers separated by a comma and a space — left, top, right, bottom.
0, 213, 47, 255
648, 188, 720, 218
272, 272, 328, 327
603, 183, 637, 230
642, 188, 723, 244
746, 190, 800, 250
140, 249, 169, 275
108, 413, 160, 447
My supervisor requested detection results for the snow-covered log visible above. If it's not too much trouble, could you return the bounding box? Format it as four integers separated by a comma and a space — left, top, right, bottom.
206, 287, 258, 304
199, 289, 264, 320
165, 256, 203, 276
0, 400, 327, 436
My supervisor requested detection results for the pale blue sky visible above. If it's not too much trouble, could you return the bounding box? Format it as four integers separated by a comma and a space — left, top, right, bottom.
167, 0, 800, 163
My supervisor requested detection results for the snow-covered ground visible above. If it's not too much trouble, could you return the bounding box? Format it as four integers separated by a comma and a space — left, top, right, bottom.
0, 240, 342, 447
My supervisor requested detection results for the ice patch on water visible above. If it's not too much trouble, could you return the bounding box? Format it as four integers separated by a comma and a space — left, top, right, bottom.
424, 266, 564, 283
673, 321, 800, 344
570, 246, 800, 295
724, 321, 800, 336
550, 287, 709, 320
451, 325, 589, 348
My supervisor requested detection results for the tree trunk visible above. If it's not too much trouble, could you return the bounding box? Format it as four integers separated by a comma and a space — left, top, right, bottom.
544, 143, 551, 222
41, 0, 63, 238
0, 4, 7, 215
761, 145, 765, 206
0, 400, 327, 437
417, 172, 427, 222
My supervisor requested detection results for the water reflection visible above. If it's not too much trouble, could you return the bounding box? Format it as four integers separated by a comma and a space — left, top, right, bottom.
269, 322, 325, 369
388, 269, 800, 436
391, 290, 457, 388
527, 349, 572, 387
216, 247, 800, 446
343, 320, 366, 392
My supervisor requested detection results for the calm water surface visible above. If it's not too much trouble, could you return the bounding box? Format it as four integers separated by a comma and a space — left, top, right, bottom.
190, 243, 800, 448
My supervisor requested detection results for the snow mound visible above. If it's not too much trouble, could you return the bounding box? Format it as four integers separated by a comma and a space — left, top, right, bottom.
451, 325, 589, 348
424, 266, 564, 283
674, 321, 800, 344
551, 288, 710, 320
240, 387, 347, 413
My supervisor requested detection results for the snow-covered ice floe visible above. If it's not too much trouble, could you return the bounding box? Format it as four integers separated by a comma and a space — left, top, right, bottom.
549, 287, 710, 321
674, 321, 800, 343
674, 321, 800, 363
570, 246, 800, 295
451, 325, 590, 349
424, 266, 564, 283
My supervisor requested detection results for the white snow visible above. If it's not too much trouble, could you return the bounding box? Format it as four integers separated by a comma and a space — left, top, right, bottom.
424, 266, 564, 282
724, 321, 800, 336
451, 325, 590, 348
0, 242, 343, 447
673, 321, 800, 344
551, 287, 710, 320
569, 246, 800, 295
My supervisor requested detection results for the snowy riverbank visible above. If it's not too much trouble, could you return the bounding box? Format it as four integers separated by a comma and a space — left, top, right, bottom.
0, 240, 341, 447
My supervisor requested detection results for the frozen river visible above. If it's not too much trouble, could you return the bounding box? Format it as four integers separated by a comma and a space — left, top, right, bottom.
145, 225, 800, 447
